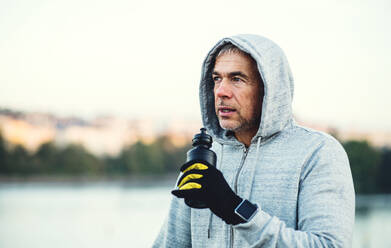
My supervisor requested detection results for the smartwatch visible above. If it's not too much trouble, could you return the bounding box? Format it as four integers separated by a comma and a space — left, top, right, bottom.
234, 199, 258, 222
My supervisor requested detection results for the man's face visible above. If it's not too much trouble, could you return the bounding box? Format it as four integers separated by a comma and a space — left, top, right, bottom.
213, 52, 263, 135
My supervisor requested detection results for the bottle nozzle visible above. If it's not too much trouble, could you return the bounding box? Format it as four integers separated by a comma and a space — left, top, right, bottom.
192, 127, 213, 148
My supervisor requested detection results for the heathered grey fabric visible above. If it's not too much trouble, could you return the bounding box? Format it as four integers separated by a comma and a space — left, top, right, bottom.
153, 34, 355, 247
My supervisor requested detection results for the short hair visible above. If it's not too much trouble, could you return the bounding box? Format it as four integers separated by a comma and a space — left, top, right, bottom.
216, 43, 248, 58
213, 42, 263, 87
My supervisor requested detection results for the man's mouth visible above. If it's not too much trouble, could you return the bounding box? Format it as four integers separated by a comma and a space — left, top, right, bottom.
218, 106, 236, 116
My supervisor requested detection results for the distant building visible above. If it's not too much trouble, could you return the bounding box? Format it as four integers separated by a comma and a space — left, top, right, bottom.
0, 115, 55, 151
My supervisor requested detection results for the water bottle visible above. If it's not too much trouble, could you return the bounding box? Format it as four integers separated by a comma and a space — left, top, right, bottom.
184, 128, 216, 208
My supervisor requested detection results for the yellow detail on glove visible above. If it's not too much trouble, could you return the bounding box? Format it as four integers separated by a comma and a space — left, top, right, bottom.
179, 182, 202, 190
182, 163, 208, 174
178, 174, 203, 188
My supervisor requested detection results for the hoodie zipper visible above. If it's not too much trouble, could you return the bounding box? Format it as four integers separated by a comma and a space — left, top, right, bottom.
230, 147, 249, 248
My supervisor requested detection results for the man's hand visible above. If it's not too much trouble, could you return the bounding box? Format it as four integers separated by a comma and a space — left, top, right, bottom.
171, 161, 244, 225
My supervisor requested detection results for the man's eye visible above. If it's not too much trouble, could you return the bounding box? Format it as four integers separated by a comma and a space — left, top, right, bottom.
232, 77, 242, 82
212, 76, 221, 82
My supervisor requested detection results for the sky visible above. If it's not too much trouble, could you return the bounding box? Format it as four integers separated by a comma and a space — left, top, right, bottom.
0, 0, 390, 131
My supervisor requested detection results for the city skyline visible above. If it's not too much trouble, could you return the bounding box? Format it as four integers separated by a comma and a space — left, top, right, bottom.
1, 108, 390, 157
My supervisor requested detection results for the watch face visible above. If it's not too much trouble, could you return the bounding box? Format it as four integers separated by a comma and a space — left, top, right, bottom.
236, 200, 258, 221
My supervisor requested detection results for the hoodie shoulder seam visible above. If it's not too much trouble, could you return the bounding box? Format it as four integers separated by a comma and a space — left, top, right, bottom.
290, 124, 337, 142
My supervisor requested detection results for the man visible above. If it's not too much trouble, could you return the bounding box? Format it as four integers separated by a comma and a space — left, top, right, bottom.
153, 34, 355, 247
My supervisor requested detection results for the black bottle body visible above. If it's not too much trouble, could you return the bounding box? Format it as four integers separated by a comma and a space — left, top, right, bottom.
186, 146, 217, 166
184, 128, 216, 209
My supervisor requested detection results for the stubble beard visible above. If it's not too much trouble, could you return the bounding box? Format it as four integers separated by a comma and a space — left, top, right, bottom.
217, 110, 260, 134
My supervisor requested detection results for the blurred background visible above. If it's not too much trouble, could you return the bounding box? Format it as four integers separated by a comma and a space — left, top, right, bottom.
0, 0, 390, 247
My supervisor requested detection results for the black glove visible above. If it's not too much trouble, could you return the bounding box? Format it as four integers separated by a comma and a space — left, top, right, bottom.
171, 161, 244, 225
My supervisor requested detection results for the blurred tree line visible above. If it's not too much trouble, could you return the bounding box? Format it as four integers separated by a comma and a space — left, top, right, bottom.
0, 131, 390, 194
0, 131, 190, 177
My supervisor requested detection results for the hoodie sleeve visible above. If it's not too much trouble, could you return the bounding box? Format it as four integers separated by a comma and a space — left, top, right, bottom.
233, 137, 355, 247
152, 195, 192, 248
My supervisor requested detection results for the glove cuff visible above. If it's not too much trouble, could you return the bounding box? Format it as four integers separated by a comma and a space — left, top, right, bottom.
220, 194, 246, 225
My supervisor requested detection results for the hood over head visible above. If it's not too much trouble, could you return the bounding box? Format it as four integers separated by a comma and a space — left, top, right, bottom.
199, 34, 294, 145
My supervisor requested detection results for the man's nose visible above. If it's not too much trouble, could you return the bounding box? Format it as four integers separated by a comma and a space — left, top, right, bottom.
215, 80, 233, 98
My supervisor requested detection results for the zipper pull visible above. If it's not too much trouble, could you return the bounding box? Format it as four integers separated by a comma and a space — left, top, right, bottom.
243, 147, 249, 154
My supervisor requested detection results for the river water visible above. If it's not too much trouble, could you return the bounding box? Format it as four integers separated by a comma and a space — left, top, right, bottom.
0, 181, 390, 248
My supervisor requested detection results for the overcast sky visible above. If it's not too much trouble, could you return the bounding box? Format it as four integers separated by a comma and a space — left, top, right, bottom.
0, 0, 390, 130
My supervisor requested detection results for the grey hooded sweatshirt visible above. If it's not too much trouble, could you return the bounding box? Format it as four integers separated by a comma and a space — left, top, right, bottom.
153, 34, 355, 248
